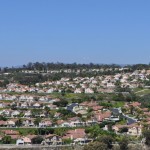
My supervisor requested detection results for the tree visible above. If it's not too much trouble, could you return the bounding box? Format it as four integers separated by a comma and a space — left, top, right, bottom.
32, 136, 43, 144
15, 118, 23, 127
112, 93, 125, 101
129, 105, 134, 115
31, 109, 41, 117
38, 128, 54, 135
85, 125, 101, 138
44, 106, 51, 117
0, 79, 9, 87
85, 125, 116, 139
61, 89, 66, 96
119, 136, 129, 150
2, 136, 12, 144
0, 115, 7, 121
98, 135, 114, 149
53, 100, 68, 107
83, 141, 107, 150
57, 108, 75, 118
34, 117, 41, 126
63, 138, 73, 144
143, 129, 150, 146
54, 128, 66, 136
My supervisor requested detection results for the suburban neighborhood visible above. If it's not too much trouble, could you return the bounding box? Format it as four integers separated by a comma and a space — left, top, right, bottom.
0, 64, 150, 150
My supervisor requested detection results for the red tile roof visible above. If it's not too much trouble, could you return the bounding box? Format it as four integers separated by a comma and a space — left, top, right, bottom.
2, 130, 19, 135
63, 129, 85, 139
129, 102, 141, 107
0, 121, 6, 126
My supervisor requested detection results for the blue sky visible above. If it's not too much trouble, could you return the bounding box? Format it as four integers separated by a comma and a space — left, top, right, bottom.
0, 0, 150, 66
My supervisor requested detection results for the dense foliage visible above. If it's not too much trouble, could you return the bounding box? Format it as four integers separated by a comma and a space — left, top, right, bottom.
143, 130, 150, 146
83, 141, 107, 150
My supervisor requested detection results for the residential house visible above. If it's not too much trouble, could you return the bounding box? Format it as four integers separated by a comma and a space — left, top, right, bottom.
20, 102, 28, 108
11, 110, 20, 117
127, 124, 142, 136
0, 120, 7, 127
94, 111, 111, 123
56, 120, 70, 127
39, 120, 52, 127
32, 102, 41, 108
69, 117, 85, 127
16, 139, 24, 145
0, 103, 6, 108
63, 129, 86, 143
44, 134, 62, 145
23, 119, 34, 127
2, 130, 20, 140
84, 88, 94, 94
24, 111, 32, 118
74, 88, 82, 93
0, 109, 11, 117
16, 137, 31, 145
86, 118, 97, 126
6, 120, 16, 127
54, 112, 61, 118
112, 123, 142, 136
